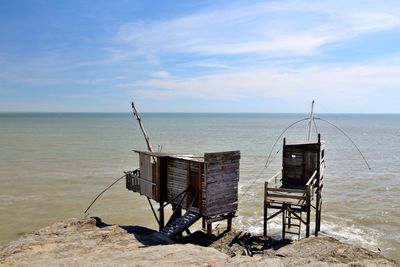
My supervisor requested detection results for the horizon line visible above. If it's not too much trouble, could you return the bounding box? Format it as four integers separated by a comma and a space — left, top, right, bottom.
1, 111, 400, 115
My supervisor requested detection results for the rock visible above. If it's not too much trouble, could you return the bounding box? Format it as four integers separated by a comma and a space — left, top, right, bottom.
0, 218, 397, 267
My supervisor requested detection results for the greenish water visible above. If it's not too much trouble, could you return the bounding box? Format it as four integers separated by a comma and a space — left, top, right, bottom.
0, 113, 399, 262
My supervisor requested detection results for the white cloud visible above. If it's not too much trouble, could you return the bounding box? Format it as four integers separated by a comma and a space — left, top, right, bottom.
121, 63, 400, 102
151, 70, 171, 79
117, 1, 400, 57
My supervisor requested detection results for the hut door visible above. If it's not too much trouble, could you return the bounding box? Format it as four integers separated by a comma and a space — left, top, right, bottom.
283, 149, 304, 188
189, 163, 202, 210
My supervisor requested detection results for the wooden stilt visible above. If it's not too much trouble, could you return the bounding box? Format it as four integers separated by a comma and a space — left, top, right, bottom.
202, 217, 206, 230
263, 203, 268, 237
282, 207, 286, 239
315, 192, 320, 236
227, 215, 232, 231
263, 182, 269, 237
317, 193, 322, 232
306, 188, 311, 237
207, 223, 212, 235
159, 201, 165, 231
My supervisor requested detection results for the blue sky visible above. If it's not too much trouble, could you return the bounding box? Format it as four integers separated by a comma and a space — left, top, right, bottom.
1, 0, 400, 113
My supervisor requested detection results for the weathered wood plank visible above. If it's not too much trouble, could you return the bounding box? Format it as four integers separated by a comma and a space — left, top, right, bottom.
204, 151, 240, 162
266, 193, 306, 200
266, 187, 306, 194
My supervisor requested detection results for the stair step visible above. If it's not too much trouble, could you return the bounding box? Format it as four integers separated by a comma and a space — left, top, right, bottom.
284, 224, 300, 228
285, 231, 301, 235
160, 211, 201, 238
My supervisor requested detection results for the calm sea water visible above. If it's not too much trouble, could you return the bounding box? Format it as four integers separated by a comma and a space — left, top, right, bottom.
0, 113, 399, 261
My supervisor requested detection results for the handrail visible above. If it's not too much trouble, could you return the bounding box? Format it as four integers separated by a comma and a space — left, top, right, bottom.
306, 170, 318, 186
186, 191, 198, 214
159, 188, 190, 210
126, 170, 158, 186
165, 189, 189, 226
266, 170, 282, 184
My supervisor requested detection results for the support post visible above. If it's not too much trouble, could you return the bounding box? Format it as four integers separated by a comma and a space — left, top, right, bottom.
202, 217, 206, 230
159, 201, 164, 231
317, 190, 322, 232
263, 203, 268, 237
315, 192, 320, 236
263, 182, 268, 237
147, 197, 160, 226
282, 206, 286, 239
306, 187, 311, 237
227, 214, 232, 232
318, 199, 322, 231
207, 223, 212, 235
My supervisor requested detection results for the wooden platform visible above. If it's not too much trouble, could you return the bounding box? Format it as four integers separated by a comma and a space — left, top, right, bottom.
264, 135, 325, 240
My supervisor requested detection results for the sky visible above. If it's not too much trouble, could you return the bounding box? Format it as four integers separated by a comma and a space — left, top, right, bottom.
1, 0, 400, 113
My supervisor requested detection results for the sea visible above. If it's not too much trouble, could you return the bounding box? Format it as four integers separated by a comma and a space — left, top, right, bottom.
0, 113, 399, 262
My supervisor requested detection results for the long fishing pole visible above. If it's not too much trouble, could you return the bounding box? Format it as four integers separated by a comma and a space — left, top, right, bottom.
131, 101, 154, 153
307, 100, 315, 142
84, 101, 157, 215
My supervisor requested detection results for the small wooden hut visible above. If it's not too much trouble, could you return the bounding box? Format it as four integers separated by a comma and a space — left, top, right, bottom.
264, 134, 325, 239
126, 150, 240, 238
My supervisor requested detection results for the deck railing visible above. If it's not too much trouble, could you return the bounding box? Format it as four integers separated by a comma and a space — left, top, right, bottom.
125, 169, 158, 200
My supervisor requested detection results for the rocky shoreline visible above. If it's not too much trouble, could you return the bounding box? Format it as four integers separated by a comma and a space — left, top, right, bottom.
0, 218, 397, 266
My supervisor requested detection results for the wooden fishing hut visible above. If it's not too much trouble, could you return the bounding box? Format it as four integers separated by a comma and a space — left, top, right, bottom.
125, 150, 240, 239
264, 134, 325, 239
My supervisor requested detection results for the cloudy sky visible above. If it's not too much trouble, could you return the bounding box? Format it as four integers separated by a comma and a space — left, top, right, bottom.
1, 0, 400, 112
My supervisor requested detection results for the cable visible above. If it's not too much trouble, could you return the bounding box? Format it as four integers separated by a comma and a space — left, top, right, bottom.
265, 148, 280, 169
240, 118, 309, 201
83, 174, 126, 215
315, 118, 371, 170
265, 117, 310, 168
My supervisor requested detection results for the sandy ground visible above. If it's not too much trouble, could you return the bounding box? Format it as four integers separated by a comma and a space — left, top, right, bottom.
0, 217, 397, 266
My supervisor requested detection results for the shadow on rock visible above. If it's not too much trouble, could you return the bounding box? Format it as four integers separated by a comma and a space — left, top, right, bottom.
91, 217, 173, 247
229, 232, 291, 256
178, 229, 292, 257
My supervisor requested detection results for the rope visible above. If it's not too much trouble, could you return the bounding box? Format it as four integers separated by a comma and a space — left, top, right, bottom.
83, 174, 126, 215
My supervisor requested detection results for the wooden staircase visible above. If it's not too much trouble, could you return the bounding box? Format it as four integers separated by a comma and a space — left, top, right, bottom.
160, 210, 201, 238
283, 210, 302, 240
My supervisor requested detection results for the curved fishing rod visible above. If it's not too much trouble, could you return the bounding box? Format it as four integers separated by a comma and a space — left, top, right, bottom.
84, 174, 126, 215
314, 118, 371, 170
265, 117, 371, 170
265, 117, 310, 168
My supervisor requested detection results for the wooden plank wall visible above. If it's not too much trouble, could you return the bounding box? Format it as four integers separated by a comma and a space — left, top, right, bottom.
139, 153, 154, 199
204, 151, 240, 217
167, 158, 191, 208
282, 144, 320, 188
